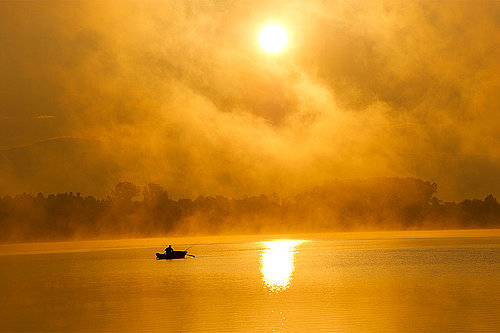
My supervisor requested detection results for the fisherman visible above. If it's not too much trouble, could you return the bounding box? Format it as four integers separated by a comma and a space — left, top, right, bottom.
165, 245, 174, 254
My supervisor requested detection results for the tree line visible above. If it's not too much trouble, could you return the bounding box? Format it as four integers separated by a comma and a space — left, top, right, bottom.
1, 177, 499, 243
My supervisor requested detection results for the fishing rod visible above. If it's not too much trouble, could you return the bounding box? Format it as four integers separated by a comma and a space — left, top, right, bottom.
184, 242, 199, 251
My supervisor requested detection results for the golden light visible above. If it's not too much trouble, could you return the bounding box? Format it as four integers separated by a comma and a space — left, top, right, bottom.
259, 24, 288, 53
260, 240, 303, 293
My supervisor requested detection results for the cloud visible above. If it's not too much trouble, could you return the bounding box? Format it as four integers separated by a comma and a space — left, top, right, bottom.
0, 0, 499, 200
34, 115, 56, 119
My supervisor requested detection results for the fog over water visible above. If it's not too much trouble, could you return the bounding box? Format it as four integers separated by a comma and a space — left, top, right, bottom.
1, 1, 500, 201
1, 2, 499, 331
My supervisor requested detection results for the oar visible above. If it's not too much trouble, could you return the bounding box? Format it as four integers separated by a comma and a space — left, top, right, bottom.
186, 254, 196, 258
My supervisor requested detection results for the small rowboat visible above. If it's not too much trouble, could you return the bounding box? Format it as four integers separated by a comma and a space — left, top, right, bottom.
155, 251, 188, 260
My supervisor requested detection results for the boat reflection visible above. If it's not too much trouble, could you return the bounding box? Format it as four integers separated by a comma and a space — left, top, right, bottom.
260, 240, 304, 293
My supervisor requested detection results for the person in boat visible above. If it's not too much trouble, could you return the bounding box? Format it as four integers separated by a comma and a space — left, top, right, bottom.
165, 245, 174, 254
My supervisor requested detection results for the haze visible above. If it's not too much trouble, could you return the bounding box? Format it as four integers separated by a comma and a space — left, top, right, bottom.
1, 0, 500, 201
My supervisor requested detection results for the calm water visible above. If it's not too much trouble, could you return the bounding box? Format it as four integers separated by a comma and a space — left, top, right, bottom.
1, 231, 499, 332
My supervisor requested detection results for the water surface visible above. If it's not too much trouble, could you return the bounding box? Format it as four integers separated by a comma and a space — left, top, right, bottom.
1, 230, 499, 332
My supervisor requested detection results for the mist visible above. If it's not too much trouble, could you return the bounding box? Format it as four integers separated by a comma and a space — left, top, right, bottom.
1, 178, 499, 244
1, 1, 500, 202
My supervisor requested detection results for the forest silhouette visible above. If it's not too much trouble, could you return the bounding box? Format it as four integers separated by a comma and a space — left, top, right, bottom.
1, 177, 499, 243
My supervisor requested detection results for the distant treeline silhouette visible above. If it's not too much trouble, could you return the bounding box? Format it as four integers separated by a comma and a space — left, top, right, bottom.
1, 177, 499, 243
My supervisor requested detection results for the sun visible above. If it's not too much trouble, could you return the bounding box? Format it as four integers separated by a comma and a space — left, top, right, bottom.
259, 24, 288, 53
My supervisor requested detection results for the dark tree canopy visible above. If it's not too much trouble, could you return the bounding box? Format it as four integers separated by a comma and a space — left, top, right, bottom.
110, 182, 140, 202
0, 177, 498, 243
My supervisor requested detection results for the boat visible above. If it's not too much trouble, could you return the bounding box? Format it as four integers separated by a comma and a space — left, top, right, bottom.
155, 250, 188, 260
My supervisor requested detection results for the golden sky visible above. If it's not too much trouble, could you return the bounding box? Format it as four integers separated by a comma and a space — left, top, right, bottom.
0, 0, 499, 200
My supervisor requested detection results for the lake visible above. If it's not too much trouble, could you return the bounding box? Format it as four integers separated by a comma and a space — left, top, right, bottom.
1, 230, 499, 332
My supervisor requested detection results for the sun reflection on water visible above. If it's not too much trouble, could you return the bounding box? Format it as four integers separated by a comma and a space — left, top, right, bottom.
260, 240, 304, 293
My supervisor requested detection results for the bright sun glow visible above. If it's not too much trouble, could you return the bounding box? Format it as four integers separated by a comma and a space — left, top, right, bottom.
260, 240, 304, 293
259, 24, 288, 53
